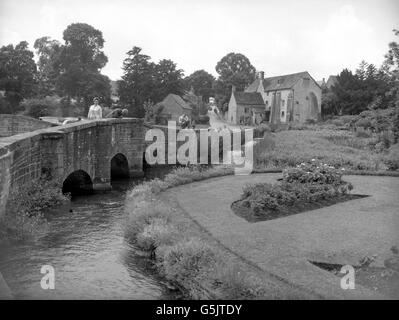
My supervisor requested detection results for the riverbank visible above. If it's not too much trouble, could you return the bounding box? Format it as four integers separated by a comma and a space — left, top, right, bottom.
124, 166, 318, 299
0, 177, 68, 245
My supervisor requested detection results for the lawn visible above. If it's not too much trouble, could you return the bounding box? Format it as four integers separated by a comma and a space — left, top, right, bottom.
255, 129, 391, 171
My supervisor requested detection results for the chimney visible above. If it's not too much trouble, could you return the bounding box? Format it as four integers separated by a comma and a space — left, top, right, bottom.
259, 71, 265, 80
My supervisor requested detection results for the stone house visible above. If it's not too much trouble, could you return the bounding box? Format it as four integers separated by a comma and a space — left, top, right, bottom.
227, 87, 266, 125
155, 94, 193, 124
228, 71, 322, 124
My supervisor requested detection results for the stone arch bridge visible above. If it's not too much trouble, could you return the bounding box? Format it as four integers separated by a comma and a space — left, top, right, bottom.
0, 118, 146, 216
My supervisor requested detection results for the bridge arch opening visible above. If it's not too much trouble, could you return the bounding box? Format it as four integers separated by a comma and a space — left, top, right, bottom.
111, 153, 130, 180
62, 170, 93, 196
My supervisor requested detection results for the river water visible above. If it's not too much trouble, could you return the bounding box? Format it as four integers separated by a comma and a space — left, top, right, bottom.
0, 170, 174, 299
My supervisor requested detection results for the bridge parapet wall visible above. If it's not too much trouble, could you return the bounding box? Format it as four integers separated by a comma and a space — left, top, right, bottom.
0, 118, 144, 217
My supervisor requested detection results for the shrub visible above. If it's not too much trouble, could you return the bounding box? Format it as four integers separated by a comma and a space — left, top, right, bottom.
159, 238, 217, 282
0, 177, 68, 243
21, 96, 63, 118
305, 118, 317, 125
136, 218, 179, 251
125, 200, 171, 240
240, 160, 353, 215
215, 263, 259, 299
383, 144, 399, 171
331, 119, 344, 127
254, 124, 271, 137
282, 160, 345, 185
355, 130, 372, 138
0, 96, 13, 114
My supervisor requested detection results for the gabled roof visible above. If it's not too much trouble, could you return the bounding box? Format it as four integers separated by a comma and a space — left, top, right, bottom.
326, 75, 338, 88
246, 71, 321, 92
233, 92, 265, 106
159, 94, 192, 110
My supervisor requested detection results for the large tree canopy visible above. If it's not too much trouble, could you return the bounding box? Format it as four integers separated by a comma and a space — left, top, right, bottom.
215, 52, 256, 90
34, 36, 62, 96
214, 52, 256, 110
0, 41, 37, 111
118, 46, 156, 117
118, 46, 185, 117
153, 59, 184, 102
56, 23, 111, 108
184, 69, 215, 102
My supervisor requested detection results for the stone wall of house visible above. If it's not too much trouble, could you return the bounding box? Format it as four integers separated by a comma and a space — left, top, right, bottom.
0, 114, 54, 137
0, 118, 145, 217
292, 78, 322, 122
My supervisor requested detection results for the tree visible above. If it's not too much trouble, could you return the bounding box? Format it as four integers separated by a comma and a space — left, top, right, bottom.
184, 69, 215, 102
383, 29, 399, 108
34, 36, 62, 96
214, 52, 256, 109
118, 46, 155, 117
56, 23, 111, 111
153, 59, 184, 102
0, 41, 37, 112
118, 47, 185, 117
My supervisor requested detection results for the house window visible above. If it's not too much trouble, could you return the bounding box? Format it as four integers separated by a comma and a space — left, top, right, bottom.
281, 111, 285, 117
244, 107, 249, 113
267, 92, 269, 96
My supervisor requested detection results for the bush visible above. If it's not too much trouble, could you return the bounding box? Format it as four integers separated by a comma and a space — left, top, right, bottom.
125, 200, 171, 240
136, 218, 179, 251
331, 119, 345, 127
383, 144, 399, 171
21, 96, 62, 118
0, 177, 68, 243
241, 160, 353, 215
158, 238, 217, 281
254, 124, 271, 137
355, 130, 372, 138
305, 118, 317, 125
282, 160, 345, 185
0, 96, 13, 114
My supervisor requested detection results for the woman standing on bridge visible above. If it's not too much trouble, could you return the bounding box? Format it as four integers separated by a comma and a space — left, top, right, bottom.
87, 97, 103, 120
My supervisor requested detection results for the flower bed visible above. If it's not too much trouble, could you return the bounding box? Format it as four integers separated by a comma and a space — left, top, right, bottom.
232, 160, 367, 222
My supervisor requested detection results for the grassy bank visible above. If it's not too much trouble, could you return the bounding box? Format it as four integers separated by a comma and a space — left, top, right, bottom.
124, 166, 314, 299
256, 129, 398, 172
0, 178, 68, 244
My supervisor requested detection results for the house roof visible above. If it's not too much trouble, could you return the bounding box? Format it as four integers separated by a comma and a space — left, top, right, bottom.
326, 75, 338, 88
246, 71, 321, 92
158, 94, 192, 111
233, 92, 265, 106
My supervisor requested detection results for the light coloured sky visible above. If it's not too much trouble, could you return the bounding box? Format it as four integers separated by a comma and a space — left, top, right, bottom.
0, 0, 398, 81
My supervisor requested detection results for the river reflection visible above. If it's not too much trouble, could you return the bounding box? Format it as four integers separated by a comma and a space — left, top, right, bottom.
0, 167, 174, 299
